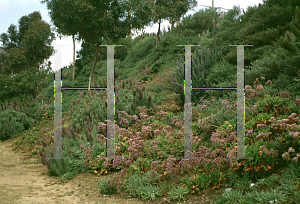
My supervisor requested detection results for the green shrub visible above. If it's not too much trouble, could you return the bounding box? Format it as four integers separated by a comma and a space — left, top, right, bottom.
230, 140, 280, 181
140, 75, 153, 82
150, 60, 161, 74
96, 177, 118, 195
0, 109, 33, 141
167, 185, 189, 202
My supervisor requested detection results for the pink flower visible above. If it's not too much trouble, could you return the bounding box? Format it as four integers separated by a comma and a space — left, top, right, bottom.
201, 105, 207, 110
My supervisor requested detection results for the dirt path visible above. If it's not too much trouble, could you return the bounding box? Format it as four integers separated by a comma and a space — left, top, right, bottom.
0, 136, 151, 204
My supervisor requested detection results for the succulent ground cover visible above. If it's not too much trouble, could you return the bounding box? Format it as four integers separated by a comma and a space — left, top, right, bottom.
1, 74, 300, 203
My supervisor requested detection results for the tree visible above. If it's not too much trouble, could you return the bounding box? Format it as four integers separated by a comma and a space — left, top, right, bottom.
0, 11, 55, 97
0, 25, 28, 75
280, 6, 300, 53
42, 0, 82, 81
280, 6, 300, 77
41, 0, 156, 87
149, 0, 197, 46
19, 13, 55, 95
165, 0, 197, 30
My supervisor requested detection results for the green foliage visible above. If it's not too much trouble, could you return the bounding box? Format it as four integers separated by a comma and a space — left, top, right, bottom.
172, 38, 229, 109
214, 190, 246, 204
140, 75, 153, 82
96, 177, 118, 195
128, 157, 153, 176
0, 109, 33, 141
173, 7, 220, 39
0, 67, 40, 105
123, 36, 156, 69
205, 60, 237, 99
70, 91, 103, 131
150, 60, 161, 75
245, 112, 270, 131
122, 171, 162, 199
139, 184, 162, 201
97, 178, 117, 195
252, 174, 282, 192
42, 128, 103, 181
215, 5, 244, 45
3, 3, 300, 204
46, 154, 74, 181
181, 164, 226, 193
244, 188, 288, 203
233, 140, 280, 181
255, 94, 298, 115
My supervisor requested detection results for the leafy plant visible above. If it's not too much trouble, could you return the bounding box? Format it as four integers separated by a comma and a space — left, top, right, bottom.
140, 74, 153, 82
167, 185, 189, 201
123, 173, 146, 197
215, 189, 246, 204
150, 60, 162, 75
231, 140, 280, 181
96, 177, 118, 195
0, 109, 33, 141
140, 184, 163, 201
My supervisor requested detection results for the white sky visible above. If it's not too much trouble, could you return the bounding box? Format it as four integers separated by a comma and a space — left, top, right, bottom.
0, 0, 263, 73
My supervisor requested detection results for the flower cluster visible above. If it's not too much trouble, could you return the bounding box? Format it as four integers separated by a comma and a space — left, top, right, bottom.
226, 148, 239, 168
247, 129, 253, 136
127, 134, 145, 160
280, 91, 290, 98
260, 145, 279, 158
210, 149, 226, 160
151, 160, 163, 170
172, 116, 184, 129
255, 132, 269, 141
119, 117, 129, 127
153, 129, 161, 138
140, 125, 152, 138
289, 131, 300, 139
252, 104, 258, 113
210, 129, 232, 144
288, 113, 299, 121
282, 147, 300, 162
257, 124, 268, 129
245, 84, 260, 100
164, 155, 181, 175
212, 157, 227, 168
197, 114, 216, 131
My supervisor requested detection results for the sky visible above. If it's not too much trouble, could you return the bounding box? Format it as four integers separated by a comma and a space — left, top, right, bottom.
0, 0, 264, 74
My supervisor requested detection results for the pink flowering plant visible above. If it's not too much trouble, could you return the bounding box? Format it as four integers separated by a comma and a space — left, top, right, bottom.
32, 71, 300, 203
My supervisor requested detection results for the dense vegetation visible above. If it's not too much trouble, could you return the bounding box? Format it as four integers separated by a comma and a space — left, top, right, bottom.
1, 0, 300, 203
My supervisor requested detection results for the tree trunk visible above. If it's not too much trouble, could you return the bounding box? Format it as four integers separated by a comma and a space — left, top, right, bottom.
171, 21, 175, 29
157, 19, 161, 45
170, 16, 176, 29
72, 35, 75, 80
90, 43, 99, 88
38, 62, 42, 94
